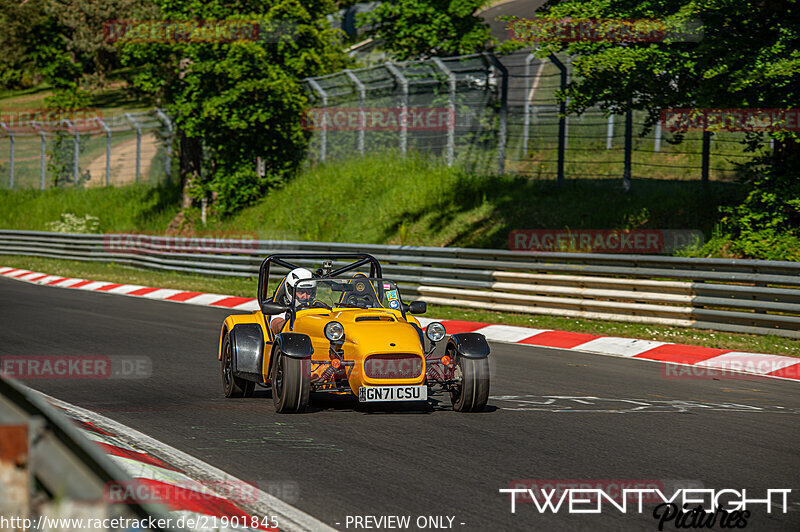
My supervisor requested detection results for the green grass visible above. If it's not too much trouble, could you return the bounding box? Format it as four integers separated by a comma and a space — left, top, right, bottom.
0, 152, 743, 248
1, 254, 797, 357
211, 152, 743, 248
0, 184, 180, 233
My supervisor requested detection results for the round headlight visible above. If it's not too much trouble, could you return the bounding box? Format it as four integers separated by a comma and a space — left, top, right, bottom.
426, 322, 446, 342
324, 321, 344, 342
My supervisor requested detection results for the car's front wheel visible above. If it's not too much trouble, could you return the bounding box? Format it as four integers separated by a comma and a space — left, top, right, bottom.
449, 350, 490, 412
270, 347, 310, 413
221, 333, 255, 398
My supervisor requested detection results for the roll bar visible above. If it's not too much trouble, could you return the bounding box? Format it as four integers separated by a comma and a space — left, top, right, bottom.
257, 253, 383, 304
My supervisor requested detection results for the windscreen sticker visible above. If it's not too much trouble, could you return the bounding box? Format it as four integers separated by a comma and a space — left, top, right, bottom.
386, 290, 398, 300
383, 283, 391, 290
389, 299, 400, 309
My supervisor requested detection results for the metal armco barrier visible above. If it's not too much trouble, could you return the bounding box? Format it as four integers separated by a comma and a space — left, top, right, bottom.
0, 230, 798, 338
0, 375, 175, 529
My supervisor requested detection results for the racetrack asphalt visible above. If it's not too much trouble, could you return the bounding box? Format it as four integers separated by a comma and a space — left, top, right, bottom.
2, 276, 799, 531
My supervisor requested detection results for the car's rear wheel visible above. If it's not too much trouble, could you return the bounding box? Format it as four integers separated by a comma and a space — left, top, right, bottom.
271, 347, 310, 413
221, 333, 255, 398
449, 350, 490, 412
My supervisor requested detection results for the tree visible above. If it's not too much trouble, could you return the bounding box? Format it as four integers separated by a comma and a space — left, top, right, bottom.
0, 0, 146, 90
120, 0, 348, 224
361, 0, 494, 60
507, 0, 800, 259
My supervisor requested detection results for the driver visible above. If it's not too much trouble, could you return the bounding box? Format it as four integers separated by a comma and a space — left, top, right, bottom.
293, 280, 317, 308
270, 267, 315, 335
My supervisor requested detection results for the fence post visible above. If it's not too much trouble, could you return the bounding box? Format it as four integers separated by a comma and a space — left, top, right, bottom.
0, 123, 13, 188
385, 62, 409, 155
155, 109, 173, 184
344, 70, 366, 156
701, 130, 711, 186
307, 78, 328, 163
549, 54, 567, 186
33, 122, 45, 189
96, 118, 111, 186
432, 58, 456, 166
484, 53, 508, 175
523, 53, 535, 155
623, 108, 633, 192
125, 113, 141, 183
564, 56, 571, 153
654, 120, 662, 152
63, 119, 79, 183
606, 115, 614, 149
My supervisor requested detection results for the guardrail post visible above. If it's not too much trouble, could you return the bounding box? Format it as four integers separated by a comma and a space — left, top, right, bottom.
125, 113, 141, 183
623, 107, 633, 192
96, 117, 112, 186
549, 54, 567, 186
484, 53, 508, 175
307, 78, 328, 163
0, 123, 13, 188
344, 70, 366, 156
432, 58, 456, 166
701, 130, 711, 186
606, 115, 614, 149
385, 62, 409, 155
155, 108, 173, 184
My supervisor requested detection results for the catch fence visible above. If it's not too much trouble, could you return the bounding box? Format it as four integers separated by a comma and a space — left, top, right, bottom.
0, 109, 173, 189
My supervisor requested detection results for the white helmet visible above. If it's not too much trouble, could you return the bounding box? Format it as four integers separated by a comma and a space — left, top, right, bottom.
286, 267, 313, 289
283, 268, 314, 305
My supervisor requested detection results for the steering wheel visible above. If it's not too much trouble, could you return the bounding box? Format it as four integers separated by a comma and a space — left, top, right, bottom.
345, 295, 368, 308
311, 301, 332, 310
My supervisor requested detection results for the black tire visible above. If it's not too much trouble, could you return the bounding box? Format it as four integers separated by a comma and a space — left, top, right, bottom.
221, 333, 255, 398
450, 351, 490, 412
270, 347, 310, 413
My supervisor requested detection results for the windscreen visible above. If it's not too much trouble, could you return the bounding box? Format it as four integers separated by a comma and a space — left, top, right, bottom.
291, 278, 404, 310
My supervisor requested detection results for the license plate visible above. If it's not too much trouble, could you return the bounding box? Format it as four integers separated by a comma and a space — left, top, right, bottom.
358, 385, 427, 402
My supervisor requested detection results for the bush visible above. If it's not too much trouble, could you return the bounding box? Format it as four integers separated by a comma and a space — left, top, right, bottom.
696, 150, 800, 261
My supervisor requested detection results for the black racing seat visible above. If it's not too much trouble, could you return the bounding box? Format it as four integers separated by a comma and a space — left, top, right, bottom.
340, 273, 382, 308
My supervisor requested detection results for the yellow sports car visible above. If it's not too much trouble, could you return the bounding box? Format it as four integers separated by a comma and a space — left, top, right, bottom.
218, 253, 490, 413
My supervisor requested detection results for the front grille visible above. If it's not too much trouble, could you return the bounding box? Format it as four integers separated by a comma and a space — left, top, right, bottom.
364, 354, 423, 379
